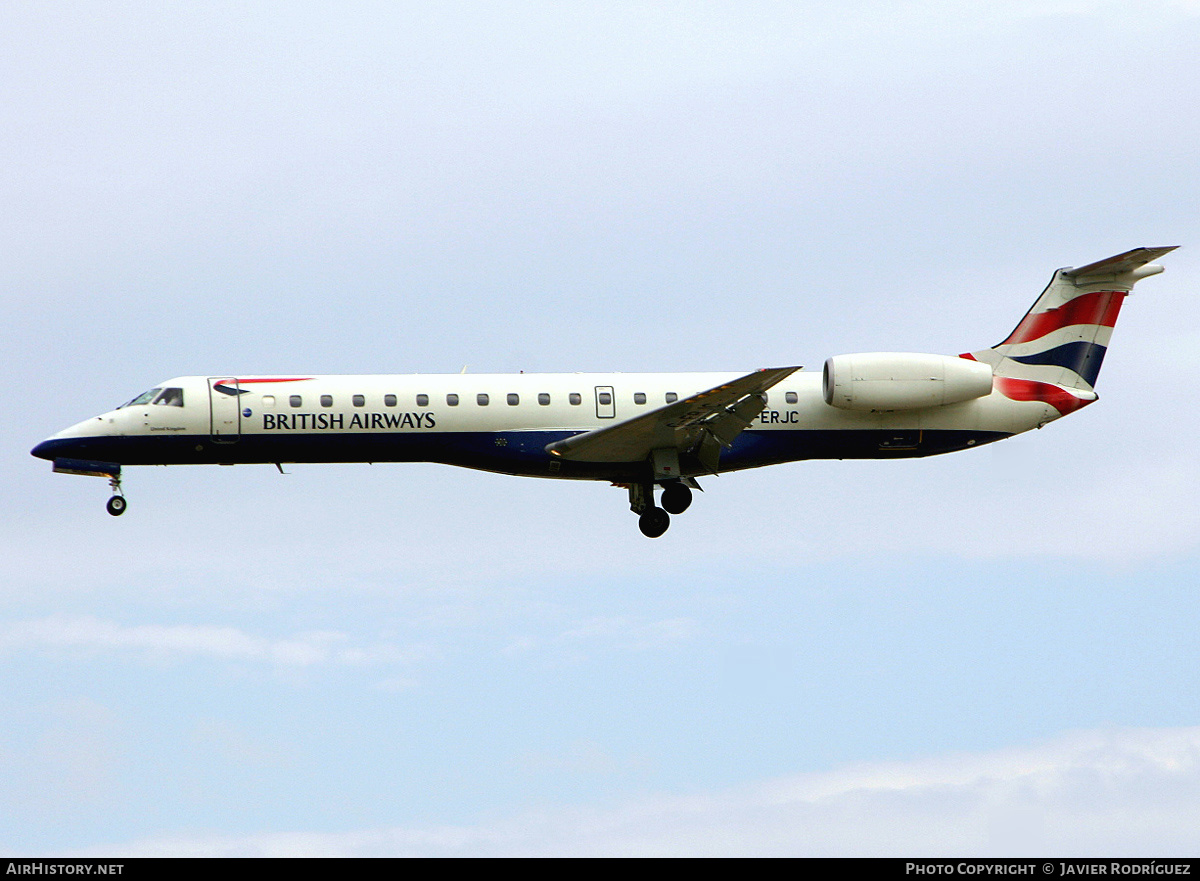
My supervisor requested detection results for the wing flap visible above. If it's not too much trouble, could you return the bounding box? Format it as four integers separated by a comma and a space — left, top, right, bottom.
703, 391, 769, 447
545, 366, 799, 464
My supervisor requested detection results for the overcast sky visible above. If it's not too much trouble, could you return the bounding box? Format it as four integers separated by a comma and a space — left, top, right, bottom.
4, 1, 1200, 856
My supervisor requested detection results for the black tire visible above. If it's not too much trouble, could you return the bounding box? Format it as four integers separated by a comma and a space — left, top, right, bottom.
638, 506, 670, 538
106, 496, 127, 517
660, 483, 692, 515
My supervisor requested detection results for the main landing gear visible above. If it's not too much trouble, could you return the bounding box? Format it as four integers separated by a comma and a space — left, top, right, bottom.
660, 481, 692, 515
628, 479, 695, 538
638, 505, 669, 538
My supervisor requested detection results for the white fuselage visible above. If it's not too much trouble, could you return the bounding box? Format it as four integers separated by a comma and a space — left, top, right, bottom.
34, 370, 1055, 484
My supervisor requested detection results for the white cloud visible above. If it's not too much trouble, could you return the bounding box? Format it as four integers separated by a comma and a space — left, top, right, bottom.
501, 615, 699, 664
79, 724, 1200, 856
0, 617, 422, 669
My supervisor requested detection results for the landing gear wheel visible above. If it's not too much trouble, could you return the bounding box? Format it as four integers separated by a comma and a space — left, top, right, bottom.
106, 496, 127, 517
660, 482, 693, 515
638, 506, 670, 538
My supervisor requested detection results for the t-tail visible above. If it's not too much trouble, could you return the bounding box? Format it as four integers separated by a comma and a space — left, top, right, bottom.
966, 246, 1178, 416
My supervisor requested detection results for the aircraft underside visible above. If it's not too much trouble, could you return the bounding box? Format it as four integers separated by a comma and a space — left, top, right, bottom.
33, 427, 1011, 476
33, 426, 1012, 535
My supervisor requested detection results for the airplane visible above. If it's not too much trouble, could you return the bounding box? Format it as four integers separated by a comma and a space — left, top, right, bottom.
32, 246, 1176, 537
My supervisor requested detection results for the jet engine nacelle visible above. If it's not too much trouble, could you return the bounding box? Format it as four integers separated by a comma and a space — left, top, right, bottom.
823, 352, 994, 411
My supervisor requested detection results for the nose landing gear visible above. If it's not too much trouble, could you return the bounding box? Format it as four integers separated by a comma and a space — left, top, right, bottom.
48, 458, 129, 517
106, 474, 126, 516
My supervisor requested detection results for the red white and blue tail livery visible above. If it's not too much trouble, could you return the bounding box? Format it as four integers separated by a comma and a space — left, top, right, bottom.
32, 247, 1176, 536
966, 246, 1176, 417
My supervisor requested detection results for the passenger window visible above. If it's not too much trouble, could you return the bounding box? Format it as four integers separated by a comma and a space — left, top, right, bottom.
153, 388, 184, 407
507, 393, 519, 406
569, 393, 581, 405
262, 395, 275, 408
290, 395, 302, 408
384, 394, 397, 407
447, 394, 459, 406
785, 392, 798, 404
320, 394, 333, 408
666, 392, 678, 403
477, 393, 489, 406
352, 394, 365, 407
537, 393, 550, 405
416, 394, 429, 407
634, 392, 646, 405
598, 392, 612, 405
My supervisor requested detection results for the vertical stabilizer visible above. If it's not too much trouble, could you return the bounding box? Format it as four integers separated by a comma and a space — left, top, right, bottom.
967, 246, 1176, 415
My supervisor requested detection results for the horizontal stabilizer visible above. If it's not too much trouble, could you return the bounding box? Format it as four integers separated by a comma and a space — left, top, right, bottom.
1063, 246, 1178, 283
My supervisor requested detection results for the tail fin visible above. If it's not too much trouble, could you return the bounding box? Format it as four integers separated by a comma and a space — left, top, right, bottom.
967, 246, 1177, 415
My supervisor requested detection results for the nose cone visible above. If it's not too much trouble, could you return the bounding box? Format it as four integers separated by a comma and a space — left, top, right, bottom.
31, 438, 58, 460
31, 434, 94, 461
31, 415, 113, 462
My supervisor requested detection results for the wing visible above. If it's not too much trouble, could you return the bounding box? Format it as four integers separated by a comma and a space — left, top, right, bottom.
545, 366, 800, 470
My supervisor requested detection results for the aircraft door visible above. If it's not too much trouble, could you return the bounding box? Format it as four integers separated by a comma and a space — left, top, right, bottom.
595, 386, 615, 419
208, 377, 242, 443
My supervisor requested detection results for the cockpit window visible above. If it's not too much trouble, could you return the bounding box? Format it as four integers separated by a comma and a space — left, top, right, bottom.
153, 388, 184, 407
122, 388, 162, 408
120, 387, 184, 408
